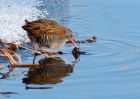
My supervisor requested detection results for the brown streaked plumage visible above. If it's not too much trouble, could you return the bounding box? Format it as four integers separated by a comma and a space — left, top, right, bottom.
22, 19, 78, 55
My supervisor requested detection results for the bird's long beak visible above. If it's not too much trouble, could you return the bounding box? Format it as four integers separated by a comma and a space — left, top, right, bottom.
69, 38, 79, 48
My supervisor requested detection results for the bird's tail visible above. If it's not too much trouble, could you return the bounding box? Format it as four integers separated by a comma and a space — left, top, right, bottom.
25, 19, 30, 24
22, 19, 30, 31
22, 25, 27, 30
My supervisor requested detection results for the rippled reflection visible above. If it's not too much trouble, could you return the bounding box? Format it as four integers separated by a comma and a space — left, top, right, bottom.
23, 57, 74, 86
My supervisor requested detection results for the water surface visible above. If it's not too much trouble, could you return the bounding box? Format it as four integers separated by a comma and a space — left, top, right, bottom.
0, 0, 140, 99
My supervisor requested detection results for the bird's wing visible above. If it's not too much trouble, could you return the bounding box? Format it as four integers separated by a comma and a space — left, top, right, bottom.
38, 27, 66, 43
22, 19, 66, 39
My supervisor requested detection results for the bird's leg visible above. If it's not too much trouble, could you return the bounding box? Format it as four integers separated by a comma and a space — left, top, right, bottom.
31, 42, 40, 64
32, 51, 42, 64
30, 42, 35, 50
40, 47, 59, 56
31, 43, 36, 64
33, 54, 37, 64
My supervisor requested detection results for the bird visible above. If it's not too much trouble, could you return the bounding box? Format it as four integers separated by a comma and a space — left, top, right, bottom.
22, 19, 78, 55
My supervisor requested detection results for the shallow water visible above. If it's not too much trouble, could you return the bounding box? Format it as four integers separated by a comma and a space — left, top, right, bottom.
1, 0, 140, 99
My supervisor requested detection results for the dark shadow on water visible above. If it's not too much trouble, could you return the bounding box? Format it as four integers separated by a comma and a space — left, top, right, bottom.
0, 92, 18, 95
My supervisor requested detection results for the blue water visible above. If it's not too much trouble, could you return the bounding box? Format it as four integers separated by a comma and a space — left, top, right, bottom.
1, 0, 140, 99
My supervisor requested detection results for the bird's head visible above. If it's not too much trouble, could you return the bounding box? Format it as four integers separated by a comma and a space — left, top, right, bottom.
65, 28, 79, 48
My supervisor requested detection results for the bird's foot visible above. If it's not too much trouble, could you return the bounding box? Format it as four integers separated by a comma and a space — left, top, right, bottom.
41, 50, 61, 56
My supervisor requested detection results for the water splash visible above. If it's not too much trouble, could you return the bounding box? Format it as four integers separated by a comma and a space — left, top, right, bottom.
0, 0, 47, 43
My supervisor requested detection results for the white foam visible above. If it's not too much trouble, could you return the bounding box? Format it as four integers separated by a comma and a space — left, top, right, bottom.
0, 0, 47, 43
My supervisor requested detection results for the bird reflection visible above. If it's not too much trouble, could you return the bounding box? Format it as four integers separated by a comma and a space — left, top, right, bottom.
23, 57, 74, 86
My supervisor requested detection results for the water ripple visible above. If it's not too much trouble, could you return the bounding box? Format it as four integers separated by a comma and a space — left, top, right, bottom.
79, 38, 140, 67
